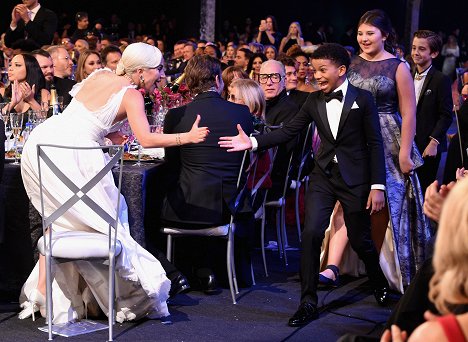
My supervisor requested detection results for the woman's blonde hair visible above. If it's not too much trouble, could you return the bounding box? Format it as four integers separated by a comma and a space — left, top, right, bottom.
289, 21, 303, 38
74, 50, 101, 82
230, 78, 266, 119
115, 42, 162, 76
429, 178, 468, 314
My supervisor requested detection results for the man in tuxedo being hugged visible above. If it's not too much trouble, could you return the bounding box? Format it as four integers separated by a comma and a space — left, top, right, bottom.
412, 30, 453, 194
219, 43, 389, 326
161, 55, 254, 291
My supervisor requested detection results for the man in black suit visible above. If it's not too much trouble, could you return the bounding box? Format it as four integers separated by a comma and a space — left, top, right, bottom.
46, 46, 76, 107
5, 0, 57, 50
412, 30, 453, 194
219, 44, 389, 326
161, 55, 254, 290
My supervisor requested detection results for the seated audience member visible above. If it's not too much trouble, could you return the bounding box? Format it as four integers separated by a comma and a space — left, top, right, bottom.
278, 55, 311, 107
161, 55, 254, 292
70, 12, 89, 43
246, 53, 267, 82
5, 0, 58, 50
101, 45, 122, 71
234, 48, 253, 72
249, 42, 265, 54
31, 49, 54, 84
0, 53, 49, 116
381, 178, 468, 342
74, 39, 89, 54
291, 51, 317, 92
264, 45, 278, 60
221, 66, 249, 99
255, 16, 282, 50
279, 22, 305, 55
46, 45, 76, 106
259, 60, 299, 199
74, 50, 102, 82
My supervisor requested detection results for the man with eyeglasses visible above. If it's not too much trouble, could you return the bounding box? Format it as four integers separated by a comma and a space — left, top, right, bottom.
259, 60, 299, 199
46, 45, 76, 106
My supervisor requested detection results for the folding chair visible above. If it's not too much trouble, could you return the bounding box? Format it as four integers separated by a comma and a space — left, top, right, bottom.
36, 144, 124, 341
161, 150, 251, 304
292, 123, 314, 242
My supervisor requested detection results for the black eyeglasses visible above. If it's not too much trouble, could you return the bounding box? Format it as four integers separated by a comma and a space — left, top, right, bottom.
258, 73, 283, 84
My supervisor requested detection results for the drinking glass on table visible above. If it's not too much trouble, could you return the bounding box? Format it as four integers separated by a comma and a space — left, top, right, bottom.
10, 112, 24, 164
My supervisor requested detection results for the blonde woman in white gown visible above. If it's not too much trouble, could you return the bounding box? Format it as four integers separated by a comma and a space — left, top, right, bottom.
18, 43, 209, 324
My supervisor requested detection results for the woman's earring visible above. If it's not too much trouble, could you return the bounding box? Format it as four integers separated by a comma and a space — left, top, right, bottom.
140, 75, 145, 86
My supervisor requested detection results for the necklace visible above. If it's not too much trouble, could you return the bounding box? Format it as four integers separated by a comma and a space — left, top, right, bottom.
124, 74, 136, 86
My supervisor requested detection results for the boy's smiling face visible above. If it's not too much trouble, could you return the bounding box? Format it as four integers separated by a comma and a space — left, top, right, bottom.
411, 37, 438, 71
310, 58, 346, 94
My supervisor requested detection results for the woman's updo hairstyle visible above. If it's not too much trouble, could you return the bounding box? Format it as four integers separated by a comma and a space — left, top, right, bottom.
115, 42, 162, 76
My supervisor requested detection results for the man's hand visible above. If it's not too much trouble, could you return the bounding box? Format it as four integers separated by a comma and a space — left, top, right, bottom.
11, 6, 21, 25
15, 4, 30, 23
423, 180, 456, 222
422, 140, 438, 158
455, 167, 468, 181
366, 189, 385, 214
219, 124, 252, 152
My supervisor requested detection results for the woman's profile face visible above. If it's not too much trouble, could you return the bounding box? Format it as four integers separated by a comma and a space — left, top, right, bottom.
357, 23, 385, 56
8, 55, 27, 82
84, 53, 102, 77
253, 57, 263, 73
265, 47, 276, 60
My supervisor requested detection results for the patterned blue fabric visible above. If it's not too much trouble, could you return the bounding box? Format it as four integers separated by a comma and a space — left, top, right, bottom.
349, 56, 432, 286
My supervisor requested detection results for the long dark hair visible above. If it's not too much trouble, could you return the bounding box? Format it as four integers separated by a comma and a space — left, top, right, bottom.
358, 9, 396, 54
5, 53, 46, 103
246, 53, 267, 76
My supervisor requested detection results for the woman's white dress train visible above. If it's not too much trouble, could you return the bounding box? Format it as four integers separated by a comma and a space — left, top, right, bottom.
19, 69, 170, 324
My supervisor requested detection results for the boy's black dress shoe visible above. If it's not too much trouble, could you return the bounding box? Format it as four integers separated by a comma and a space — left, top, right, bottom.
169, 273, 191, 298
198, 274, 220, 294
288, 302, 319, 327
374, 286, 389, 306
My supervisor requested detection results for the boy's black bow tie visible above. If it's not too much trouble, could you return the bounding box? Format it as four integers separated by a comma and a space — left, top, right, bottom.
322, 90, 343, 102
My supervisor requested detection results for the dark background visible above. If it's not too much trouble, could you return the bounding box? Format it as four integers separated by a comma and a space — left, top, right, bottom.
0, 0, 465, 46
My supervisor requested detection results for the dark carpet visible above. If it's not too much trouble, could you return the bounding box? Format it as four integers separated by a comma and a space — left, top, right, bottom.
0, 244, 397, 342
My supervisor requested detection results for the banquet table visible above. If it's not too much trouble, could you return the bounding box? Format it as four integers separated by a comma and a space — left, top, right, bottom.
0, 160, 166, 300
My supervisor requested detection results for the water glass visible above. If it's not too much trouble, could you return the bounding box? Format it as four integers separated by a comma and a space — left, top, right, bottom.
10, 112, 24, 164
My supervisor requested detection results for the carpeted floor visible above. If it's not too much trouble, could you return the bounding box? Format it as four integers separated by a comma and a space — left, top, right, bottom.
0, 245, 398, 342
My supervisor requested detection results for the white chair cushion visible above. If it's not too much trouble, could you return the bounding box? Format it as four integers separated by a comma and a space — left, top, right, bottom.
37, 231, 122, 259
162, 224, 233, 237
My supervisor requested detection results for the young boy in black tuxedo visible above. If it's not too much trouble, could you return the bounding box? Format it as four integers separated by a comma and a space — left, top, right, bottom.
412, 30, 453, 194
219, 43, 389, 326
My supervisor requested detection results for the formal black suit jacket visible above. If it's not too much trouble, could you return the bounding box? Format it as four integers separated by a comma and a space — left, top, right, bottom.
53, 76, 76, 107
414, 67, 453, 153
256, 83, 386, 188
161, 91, 254, 226
5, 7, 57, 48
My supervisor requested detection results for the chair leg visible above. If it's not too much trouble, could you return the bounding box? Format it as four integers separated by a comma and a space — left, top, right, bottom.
166, 235, 173, 262
250, 262, 256, 286
45, 252, 53, 341
280, 205, 288, 267
230, 228, 239, 295
260, 204, 269, 277
295, 184, 302, 242
108, 251, 115, 342
226, 230, 237, 304
275, 208, 283, 260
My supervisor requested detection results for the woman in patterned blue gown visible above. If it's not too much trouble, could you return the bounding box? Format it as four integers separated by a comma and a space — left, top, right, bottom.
320, 10, 431, 292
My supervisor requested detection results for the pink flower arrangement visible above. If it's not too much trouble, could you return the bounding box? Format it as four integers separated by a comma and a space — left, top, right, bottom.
139, 85, 192, 112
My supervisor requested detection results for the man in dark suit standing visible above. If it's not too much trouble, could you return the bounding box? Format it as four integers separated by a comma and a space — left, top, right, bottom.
5, 0, 57, 50
219, 44, 389, 326
412, 30, 453, 194
161, 55, 254, 290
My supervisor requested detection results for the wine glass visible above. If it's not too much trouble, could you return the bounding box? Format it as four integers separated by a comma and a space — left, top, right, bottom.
1, 103, 13, 150
10, 112, 24, 164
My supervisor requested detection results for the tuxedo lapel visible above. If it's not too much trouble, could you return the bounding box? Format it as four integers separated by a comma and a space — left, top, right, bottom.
337, 84, 358, 137
417, 67, 434, 108
317, 96, 335, 141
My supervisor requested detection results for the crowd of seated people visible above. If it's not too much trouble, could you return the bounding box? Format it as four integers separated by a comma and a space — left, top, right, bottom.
0, 1, 468, 336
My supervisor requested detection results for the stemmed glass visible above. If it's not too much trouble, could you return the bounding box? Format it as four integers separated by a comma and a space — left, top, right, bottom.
120, 121, 139, 165
10, 112, 24, 164
1, 103, 13, 150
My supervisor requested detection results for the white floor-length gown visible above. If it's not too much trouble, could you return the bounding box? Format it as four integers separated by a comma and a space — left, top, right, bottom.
19, 69, 170, 324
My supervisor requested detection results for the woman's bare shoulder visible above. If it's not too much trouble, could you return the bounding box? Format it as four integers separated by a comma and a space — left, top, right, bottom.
408, 321, 446, 342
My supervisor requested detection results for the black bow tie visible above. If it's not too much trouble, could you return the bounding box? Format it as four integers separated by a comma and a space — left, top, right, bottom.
322, 90, 343, 103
